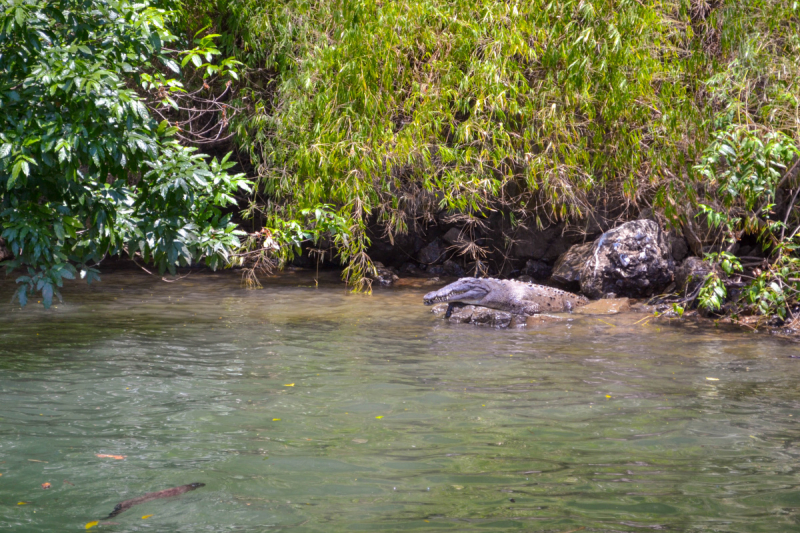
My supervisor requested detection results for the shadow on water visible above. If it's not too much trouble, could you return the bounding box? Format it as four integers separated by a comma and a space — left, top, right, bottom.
1, 268, 799, 532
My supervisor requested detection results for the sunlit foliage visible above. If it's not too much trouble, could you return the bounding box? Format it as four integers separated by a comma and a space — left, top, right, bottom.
208, 0, 799, 313
0, 0, 251, 306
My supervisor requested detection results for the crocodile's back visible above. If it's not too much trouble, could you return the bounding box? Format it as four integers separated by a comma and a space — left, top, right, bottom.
476, 279, 587, 315
510, 280, 588, 313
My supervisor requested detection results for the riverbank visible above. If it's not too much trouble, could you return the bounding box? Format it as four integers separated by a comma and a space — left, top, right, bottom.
34, 256, 800, 342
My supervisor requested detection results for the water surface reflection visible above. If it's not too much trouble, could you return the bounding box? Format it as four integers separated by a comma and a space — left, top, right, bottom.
0, 269, 799, 532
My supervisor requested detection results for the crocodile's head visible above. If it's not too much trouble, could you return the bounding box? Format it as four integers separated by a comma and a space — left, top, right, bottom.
423, 278, 490, 306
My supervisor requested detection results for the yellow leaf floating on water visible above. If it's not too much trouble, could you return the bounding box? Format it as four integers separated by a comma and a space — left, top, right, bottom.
85, 521, 99, 529
706, 377, 719, 381
17, 501, 29, 505
606, 395, 612, 398
284, 383, 295, 387
142, 515, 153, 519
375, 416, 383, 419
272, 418, 281, 421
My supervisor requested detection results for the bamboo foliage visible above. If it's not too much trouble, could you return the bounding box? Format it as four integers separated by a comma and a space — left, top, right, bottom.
210, 0, 799, 285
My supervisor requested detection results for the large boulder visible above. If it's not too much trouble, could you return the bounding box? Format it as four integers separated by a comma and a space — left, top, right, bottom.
675, 256, 715, 295
442, 227, 465, 245
580, 220, 674, 299
669, 230, 689, 262
552, 242, 593, 286
442, 259, 465, 277
416, 238, 446, 266
511, 223, 577, 262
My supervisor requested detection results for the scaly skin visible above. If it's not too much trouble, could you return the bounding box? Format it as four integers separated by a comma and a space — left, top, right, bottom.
423, 277, 588, 317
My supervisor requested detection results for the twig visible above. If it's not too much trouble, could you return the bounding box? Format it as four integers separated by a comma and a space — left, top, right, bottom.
130, 255, 194, 283
781, 187, 800, 241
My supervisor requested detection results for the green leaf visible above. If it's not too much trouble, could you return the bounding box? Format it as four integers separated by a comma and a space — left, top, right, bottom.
16, 285, 27, 307
8, 162, 21, 188
42, 283, 53, 308
161, 58, 180, 73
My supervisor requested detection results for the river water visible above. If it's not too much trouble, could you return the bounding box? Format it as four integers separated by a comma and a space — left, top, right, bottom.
1, 269, 799, 532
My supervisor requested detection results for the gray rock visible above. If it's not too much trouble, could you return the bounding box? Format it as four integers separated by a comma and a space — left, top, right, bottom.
442, 227, 465, 245
400, 262, 419, 274
511, 223, 574, 262
370, 261, 399, 286
431, 303, 514, 328
416, 238, 446, 265
522, 259, 552, 280
427, 265, 445, 276
552, 242, 594, 285
675, 256, 715, 295
442, 259, 465, 277
469, 306, 513, 327
580, 219, 675, 299
669, 231, 689, 262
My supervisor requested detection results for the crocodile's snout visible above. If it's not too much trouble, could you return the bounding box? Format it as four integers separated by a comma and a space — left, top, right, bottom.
423, 290, 445, 305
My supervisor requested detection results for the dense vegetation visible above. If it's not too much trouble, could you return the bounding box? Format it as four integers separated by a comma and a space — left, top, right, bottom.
2, 0, 800, 319
210, 0, 800, 318
0, 0, 250, 306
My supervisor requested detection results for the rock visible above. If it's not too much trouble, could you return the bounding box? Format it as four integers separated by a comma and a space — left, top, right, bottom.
580, 219, 674, 299
427, 265, 445, 276
370, 261, 399, 286
469, 306, 513, 327
416, 238, 446, 266
675, 256, 715, 295
431, 303, 514, 328
522, 259, 552, 280
669, 231, 689, 262
400, 262, 419, 274
512, 224, 573, 262
442, 259, 465, 277
511, 222, 586, 262
552, 242, 594, 286
574, 298, 631, 315
442, 227, 465, 245
524, 314, 569, 327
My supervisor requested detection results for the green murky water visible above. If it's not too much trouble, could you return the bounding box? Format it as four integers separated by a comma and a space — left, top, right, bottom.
1, 269, 800, 532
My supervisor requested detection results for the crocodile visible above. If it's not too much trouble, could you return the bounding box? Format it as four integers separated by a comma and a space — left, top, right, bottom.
423, 277, 588, 317
106, 483, 205, 518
